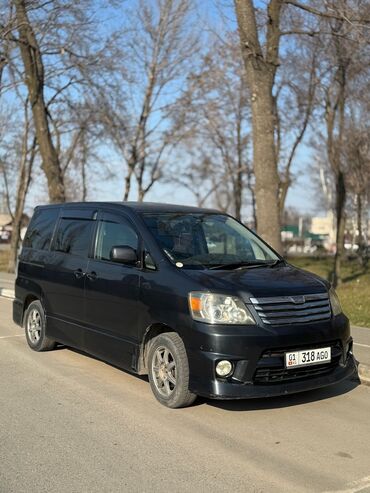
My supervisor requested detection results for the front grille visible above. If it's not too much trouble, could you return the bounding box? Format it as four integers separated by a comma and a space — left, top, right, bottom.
254, 341, 343, 384
250, 293, 331, 325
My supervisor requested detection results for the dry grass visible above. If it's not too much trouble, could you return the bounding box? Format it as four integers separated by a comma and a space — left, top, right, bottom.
0, 249, 10, 272
289, 256, 370, 328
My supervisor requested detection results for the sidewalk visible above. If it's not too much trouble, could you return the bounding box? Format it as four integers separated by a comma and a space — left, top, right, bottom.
1, 272, 369, 385
0, 272, 16, 299
352, 326, 370, 386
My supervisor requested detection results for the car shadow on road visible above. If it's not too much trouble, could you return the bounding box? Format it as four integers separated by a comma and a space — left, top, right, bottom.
204, 375, 360, 412
60, 345, 150, 382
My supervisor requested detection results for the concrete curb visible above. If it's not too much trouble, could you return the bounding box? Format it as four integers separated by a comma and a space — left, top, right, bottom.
0, 288, 14, 299
358, 363, 370, 387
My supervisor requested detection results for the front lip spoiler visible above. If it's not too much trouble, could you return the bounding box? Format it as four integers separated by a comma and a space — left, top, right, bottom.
192, 355, 357, 400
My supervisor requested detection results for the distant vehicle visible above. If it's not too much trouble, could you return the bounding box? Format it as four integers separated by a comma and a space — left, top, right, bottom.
13, 202, 356, 408
0, 229, 10, 243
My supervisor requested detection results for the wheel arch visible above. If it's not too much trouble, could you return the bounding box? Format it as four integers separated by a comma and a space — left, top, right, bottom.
16, 276, 45, 326
22, 295, 40, 326
137, 323, 176, 375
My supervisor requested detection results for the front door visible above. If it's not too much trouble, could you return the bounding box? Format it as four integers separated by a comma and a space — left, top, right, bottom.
84, 211, 141, 369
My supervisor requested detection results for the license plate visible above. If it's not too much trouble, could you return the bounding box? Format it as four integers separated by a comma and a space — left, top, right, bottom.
285, 347, 331, 368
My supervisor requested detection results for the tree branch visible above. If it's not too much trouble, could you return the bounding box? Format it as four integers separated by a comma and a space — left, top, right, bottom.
284, 0, 370, 24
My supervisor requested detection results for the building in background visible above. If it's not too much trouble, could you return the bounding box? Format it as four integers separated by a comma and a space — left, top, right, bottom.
0, 213, 12, 243
281, 224, 326, 255
310, 211, 336, 252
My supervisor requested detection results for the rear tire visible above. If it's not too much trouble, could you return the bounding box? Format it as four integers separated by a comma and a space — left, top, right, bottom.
148, 332, 196, 408
24, 300, 56, 352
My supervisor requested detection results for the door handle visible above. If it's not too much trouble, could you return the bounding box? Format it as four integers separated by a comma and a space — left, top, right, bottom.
86, 271, 97, 281
74, 268, 85, 279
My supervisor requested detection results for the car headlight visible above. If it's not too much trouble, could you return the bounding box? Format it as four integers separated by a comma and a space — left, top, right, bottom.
189, 292, 255, 325
329, 286, 342, 316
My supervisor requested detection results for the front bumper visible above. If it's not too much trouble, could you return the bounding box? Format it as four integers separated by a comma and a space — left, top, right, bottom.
186, 314, 356, 399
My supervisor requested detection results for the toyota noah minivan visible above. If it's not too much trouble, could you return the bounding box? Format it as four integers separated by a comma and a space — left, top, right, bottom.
13, 202, 356, 408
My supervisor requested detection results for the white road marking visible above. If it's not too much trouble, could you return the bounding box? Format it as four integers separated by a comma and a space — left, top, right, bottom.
0, 334, 24, 339
354, 343, 370, 349
322, 476, 370, 493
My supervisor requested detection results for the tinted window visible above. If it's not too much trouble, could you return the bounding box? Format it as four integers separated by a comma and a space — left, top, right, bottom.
23, 208, 58, 250
96, 219, 138, 261
53, 218, 94, 257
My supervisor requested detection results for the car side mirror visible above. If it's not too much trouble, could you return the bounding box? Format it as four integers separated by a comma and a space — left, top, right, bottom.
110, 245, 138, 265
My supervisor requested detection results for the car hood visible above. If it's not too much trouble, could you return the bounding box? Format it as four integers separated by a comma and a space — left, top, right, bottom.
182, 263, 328, 300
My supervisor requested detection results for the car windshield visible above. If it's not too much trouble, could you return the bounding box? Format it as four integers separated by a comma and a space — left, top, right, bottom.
142, 212, 279, 269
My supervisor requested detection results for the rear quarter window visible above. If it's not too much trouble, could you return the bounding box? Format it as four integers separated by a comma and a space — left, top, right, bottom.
23, 208, 59, 250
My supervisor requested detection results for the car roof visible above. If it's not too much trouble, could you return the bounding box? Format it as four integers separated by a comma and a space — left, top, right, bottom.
35, 201, 220, 214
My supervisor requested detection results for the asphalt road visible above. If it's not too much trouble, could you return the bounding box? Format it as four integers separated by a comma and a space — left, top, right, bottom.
0, 297, 370, 493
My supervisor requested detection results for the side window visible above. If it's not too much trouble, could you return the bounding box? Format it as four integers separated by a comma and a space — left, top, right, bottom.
144, 251, 156, 270
23, 208, 58, 250
53, 218, 94, 257
95, 218, 138, 261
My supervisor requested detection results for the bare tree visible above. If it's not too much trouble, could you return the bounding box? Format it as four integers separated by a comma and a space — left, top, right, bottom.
345, 119, 370, 266
172, 36, 255, 222
12, 0, 65, 203
234, 0, 284, 252
7, 111, 36, 272
233, 0, 369, 253
315, 1, 370, 284
0, 93, 35, 272
276, 39, 319, 217
3, 0, 108, 204
95, 0, 198, 202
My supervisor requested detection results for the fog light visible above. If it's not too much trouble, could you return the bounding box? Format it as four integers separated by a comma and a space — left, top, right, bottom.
216, 360, 233, 377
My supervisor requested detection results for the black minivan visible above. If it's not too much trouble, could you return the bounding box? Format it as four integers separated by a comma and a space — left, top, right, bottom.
13, 202, 356, 408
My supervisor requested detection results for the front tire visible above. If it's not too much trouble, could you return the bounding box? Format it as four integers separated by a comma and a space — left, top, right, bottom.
148, 332, 196, 408
24, 300, 56, 352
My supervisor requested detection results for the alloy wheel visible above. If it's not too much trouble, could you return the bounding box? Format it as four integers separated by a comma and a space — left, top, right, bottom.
151, 346, 177, 397
27, 308, 42, 344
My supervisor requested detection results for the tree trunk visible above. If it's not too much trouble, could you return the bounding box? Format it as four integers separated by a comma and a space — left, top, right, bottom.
14, 0, 65, 203
234, 0, 283, 253
234, 168, 243, 221
0, 163, 14, 221
357, 193, 362, 246
332, 171, 346, 287
247, 170, 257, 230
278, 179, 290, 222
137, 188, 145, 202
81, 149, 87, 202
8, 139, 36, 273
123, 167, 133, 201
246, 72, 282, 251
356, 193, 366, 267
235, 116, 244, 222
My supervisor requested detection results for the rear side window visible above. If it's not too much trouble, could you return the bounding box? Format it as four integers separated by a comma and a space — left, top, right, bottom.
96, 219, 138, 261
23, 208, 58, 250
53, 218, 94, 257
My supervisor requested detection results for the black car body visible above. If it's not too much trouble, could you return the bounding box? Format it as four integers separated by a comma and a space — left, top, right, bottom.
13, 202, 356, 407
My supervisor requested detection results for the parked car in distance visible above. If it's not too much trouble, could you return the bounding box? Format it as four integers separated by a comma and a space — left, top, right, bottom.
13, 202, 356, 408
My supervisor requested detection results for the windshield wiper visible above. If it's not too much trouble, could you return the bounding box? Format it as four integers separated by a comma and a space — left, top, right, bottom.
209, 261, 271, 270
267, 259, 285, 268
